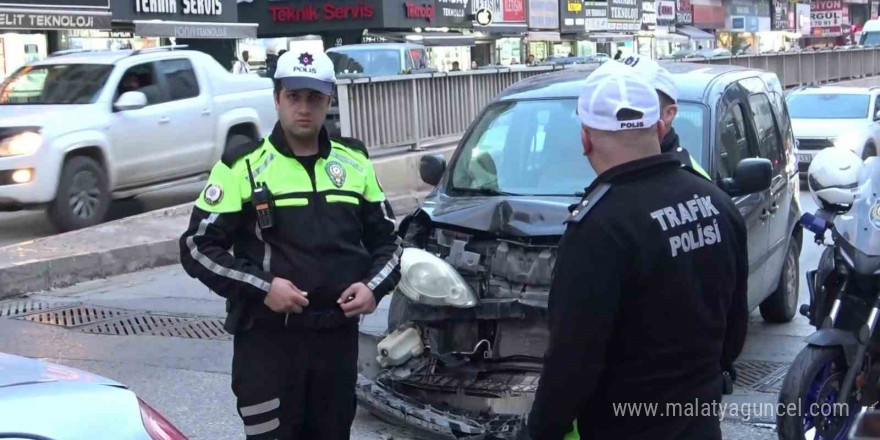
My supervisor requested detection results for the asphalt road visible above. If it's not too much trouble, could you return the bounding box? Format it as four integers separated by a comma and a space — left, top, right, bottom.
0, 182, 204, 248
0, 189, 830, 440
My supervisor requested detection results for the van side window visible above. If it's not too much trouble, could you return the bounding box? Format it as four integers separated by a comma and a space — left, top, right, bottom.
717, 103, 749, 179
874, 94, 880, 120
159, 59, 200, 101
748, 94, 784, 171
772, 91, 795, 161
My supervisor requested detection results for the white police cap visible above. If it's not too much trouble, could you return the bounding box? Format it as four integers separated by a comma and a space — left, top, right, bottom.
274, 44, 336, 96
618, 54, 678, 103
578, 60, 660, 132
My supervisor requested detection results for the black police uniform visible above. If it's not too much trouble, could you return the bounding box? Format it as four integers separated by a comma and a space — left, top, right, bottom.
179, 123, 402, 440
526, 154, 749, 440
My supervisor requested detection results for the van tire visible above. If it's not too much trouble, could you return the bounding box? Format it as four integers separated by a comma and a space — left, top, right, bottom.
863, 143, 876, 160
760, 239, 799, 323
47, 156, 110, 232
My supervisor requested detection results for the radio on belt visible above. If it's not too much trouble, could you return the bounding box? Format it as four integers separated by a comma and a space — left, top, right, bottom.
246, 159, 274, 229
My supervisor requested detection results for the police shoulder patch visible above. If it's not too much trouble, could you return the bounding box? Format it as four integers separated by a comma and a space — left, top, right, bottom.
204, 184, 223, 205
566, 183, 611, 224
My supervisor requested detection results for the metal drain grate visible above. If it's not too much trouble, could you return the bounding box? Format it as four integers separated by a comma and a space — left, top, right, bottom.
82, 315, 194, 336
0, 300, 78, 318
734, 360, 790, 392
149, 319, 230, 340
17, 306, 129, 328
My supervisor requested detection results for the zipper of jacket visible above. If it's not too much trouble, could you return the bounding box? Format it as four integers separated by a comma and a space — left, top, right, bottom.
287, 159, 321, 328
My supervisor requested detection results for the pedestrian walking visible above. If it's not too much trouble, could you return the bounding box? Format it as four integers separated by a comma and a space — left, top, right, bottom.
522, 60, 749, 440
265, 48, 279, 78
233, 50, 251, 74
180, 45, 402, 440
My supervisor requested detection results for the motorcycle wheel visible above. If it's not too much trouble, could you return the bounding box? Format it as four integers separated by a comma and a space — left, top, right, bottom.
777, 346, 858, 440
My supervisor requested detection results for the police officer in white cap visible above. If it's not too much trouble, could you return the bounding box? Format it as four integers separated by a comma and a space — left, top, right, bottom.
618, 54, 710, 179
180, 44, 401, 439
522, 60, 748, 440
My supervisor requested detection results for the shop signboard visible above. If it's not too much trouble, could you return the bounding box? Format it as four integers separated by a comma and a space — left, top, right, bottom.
642, 0, 655, 30
472, 0, 525, 22
676, 0, 691, 23
772, 0, 792, 29
797, 3, 811, 33
528, 0, 558, 28
115, 0, 238, 22
608, 0, 640, 31
0, 0, 108, 7
436, 0, 468, 23
584, 0, 608, 30
0, 9, 110, 29
810, 0, 844, 35
560, 0, 586, 31
657, 0, 675, 24
239, 0, 385, 35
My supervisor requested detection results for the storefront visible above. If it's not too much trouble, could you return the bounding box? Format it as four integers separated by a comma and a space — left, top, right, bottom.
526, 0, 562, 62
719, 0, 772, 53
690, 0, 725, 44
636, 0, 686, 57
0, 0, 111, 79
470, 0, 527, 65
560, 0, 590, 56
582, 0, 641, 57
760, 0, 803, 51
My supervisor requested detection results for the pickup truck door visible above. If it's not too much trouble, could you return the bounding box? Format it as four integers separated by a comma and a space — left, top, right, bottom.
716, 89, 770, 310
154, 58, 215, 177
109, 60, 176, 187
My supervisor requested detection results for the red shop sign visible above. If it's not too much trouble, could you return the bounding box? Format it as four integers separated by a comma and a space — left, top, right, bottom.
405, 2, 435, 21
503, 0, 524, 21
270, 3, 375, 22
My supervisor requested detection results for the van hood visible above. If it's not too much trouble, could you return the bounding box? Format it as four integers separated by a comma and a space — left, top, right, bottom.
421, 193, 580, 238
792, 118, 870, 139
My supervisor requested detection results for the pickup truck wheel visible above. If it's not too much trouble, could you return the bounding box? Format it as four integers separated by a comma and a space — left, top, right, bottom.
47, 156, 109, 232
225, 134, 252, 153
760, 239, 799, 323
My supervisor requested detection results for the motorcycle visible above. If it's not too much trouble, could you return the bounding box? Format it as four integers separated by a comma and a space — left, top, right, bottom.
778, 152, 880, 440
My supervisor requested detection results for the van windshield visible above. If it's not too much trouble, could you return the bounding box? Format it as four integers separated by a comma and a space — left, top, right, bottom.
327, 49, 402, 76
0, 64, 112, 105
862, 32, 880, 46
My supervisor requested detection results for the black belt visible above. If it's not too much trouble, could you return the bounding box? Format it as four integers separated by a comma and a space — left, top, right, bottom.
244, 302, 357, 330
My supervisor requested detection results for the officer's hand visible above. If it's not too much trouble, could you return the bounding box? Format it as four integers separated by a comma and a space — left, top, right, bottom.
337, 282, 377, 318
264, 278, 309, 314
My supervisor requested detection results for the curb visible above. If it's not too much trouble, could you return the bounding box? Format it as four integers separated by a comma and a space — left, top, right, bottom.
0, 194, 428, 301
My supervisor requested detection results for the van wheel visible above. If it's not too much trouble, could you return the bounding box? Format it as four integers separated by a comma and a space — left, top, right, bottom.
225, 134, 252, 154
863, 143, 876, 160
47, 156, 110, 232
760, 239, 799, 323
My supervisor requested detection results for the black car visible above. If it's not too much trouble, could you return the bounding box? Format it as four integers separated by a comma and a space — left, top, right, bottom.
356, 63, 803, 439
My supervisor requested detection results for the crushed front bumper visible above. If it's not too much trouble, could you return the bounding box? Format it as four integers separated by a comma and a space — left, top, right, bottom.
356, 375, 525, 440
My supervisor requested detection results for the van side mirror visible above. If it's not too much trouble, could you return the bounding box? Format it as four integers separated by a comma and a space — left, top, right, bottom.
420, 154, 446, 186
720, 158, 772, 197
114, 91, 147, 112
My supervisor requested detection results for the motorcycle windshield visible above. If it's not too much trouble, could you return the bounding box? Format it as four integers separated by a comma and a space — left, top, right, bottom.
835, 157, 880, 257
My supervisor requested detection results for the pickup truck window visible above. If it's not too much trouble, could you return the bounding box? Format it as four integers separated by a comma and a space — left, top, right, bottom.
0, 64, 112, 105
117, 62, 164, 105
717, 103, 750, 179
159, 59, 200, 101
748, 94, 784, 170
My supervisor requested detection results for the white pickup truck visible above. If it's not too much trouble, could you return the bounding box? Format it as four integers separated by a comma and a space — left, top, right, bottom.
0, 46, 276, 231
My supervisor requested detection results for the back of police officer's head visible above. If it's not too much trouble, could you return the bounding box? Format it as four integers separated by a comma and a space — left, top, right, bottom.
273, 45, 335, 142
578, 60, 664, 174
618, 55, 679, 137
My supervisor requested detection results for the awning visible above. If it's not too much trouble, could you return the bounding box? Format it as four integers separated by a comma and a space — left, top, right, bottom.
133, 20, 257, 39
406, 32, 476, 47
676, 25, 715, 40
588, 33, 636, 42
654, 33, 689, 42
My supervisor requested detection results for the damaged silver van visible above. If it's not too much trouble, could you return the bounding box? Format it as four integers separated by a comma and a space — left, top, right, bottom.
356, 63, 802, 439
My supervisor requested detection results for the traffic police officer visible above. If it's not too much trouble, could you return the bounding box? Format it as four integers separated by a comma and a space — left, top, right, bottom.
179, 47, 402, 439
524, 60, 749, 440
619, 55, 710, 180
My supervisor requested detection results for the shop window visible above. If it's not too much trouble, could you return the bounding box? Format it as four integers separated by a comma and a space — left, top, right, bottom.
159, 59, 200, 101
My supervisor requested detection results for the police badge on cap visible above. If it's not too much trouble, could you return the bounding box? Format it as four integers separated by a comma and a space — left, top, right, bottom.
204, 184, 223, 205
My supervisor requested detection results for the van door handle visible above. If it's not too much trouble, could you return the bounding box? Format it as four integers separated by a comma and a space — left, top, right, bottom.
159, 117, 170, 124
202, 108, 211, 115
769, 203, 779, 214
760, 209, 771, 220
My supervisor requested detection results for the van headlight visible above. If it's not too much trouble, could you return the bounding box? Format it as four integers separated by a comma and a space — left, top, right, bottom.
0, 131, 42, 157
396, 248, 477, 308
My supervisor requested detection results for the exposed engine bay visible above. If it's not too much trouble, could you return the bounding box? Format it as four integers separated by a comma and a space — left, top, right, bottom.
357, 204, 568, 439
